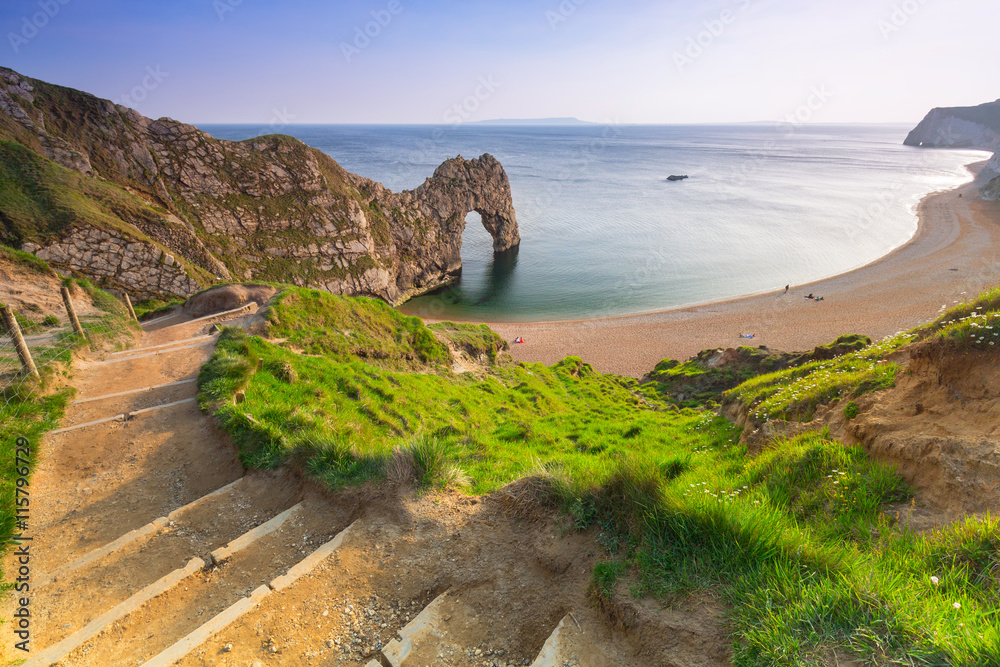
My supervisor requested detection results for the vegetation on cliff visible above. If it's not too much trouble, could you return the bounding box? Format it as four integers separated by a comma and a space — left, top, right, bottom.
0, 66, 519, 304
1, 246, 137, 582
199, 284, 1000, 665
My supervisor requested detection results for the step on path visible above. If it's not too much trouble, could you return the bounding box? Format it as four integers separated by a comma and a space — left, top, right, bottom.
30, 472, 303, 650
10, 304, 675, 666
24, 312, 245, 576
381, 593, 615, 667
5, 306, 320, 665
44, 496, 349, 666
165, 505, 644, 667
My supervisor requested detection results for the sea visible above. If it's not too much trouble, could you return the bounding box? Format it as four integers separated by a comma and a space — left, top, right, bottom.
200, 123, 989, 322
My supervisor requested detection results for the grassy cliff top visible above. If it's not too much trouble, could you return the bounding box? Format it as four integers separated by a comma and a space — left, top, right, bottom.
196, 284, 1000, 664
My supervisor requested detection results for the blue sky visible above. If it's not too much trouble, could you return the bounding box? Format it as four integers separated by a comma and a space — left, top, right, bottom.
1, 0, 997, 124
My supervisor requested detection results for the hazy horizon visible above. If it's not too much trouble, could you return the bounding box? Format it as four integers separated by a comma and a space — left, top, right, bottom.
2, 0, 998, 126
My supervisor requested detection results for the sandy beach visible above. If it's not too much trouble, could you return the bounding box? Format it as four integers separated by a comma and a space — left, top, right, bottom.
480, 163, 1000, 378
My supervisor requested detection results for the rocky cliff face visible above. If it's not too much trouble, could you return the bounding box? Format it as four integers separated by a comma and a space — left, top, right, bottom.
905, 99, 1000, 202
982, 175, 1000, 202
0, 67, 519, 302
904, 100, 1000, 151
988, 150, 1000, 173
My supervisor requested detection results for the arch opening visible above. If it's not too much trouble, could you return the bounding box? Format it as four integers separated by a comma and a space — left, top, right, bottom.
461, 210, 495, 261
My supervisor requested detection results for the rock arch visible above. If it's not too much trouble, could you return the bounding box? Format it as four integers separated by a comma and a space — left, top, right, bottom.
412, 153, 520, 253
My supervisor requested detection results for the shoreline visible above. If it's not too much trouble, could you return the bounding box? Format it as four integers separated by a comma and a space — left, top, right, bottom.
440, 161, 1000, 377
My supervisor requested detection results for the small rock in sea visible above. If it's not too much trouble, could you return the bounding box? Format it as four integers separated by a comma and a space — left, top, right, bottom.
666, 174, 689, 181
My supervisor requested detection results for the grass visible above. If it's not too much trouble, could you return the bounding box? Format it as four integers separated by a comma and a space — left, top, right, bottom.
640, 346, 788, 408
589, 431, 999, 665
199, 284, 1000, 665
199, 321, 720, 489
132, 298, 184, 320
724, 333, 914, 423
640, 335, 873, 409
426, 321, 509, 363
1, 266, 137, 589
722, 289, 1000, 427
264, 288, 450, 369
922, 285, 1000, 349
0, 140, 164, 247
0, 243, 55, 275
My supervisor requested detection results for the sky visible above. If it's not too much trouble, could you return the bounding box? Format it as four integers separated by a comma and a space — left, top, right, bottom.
1, 0, 998, 125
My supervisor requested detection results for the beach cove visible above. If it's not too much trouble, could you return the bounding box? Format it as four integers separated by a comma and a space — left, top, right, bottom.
486, 163, 1000, 377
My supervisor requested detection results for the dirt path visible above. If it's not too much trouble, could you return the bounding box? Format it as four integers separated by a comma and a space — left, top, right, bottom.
2, 308, 732, 666
26, 316, 243, 575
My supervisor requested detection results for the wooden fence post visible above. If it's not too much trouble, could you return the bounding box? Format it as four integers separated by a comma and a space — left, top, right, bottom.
1, 305, 39, 379
61, 286, 87, 341
123, 293, 139, 322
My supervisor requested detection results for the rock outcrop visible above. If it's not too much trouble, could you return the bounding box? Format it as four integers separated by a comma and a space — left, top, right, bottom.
905, 99, 1000, 201
0, 67, 519, 303
982, 175, 1000, 202
988, 150, 1000, 173
21, 228, 200, 299
904, 100, 1000, 151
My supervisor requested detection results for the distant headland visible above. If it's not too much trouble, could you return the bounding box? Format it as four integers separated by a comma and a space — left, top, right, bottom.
468, 117, 595, 126
904, 98, 1000, 200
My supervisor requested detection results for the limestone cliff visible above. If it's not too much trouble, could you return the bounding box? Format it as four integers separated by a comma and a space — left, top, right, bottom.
982, 175, 1000, 202
989, 150, 1000, 174
904, 100, 1000, 151
905, 99, 1000, 201
984, 151, 1000, 201
0, 67, 519, 302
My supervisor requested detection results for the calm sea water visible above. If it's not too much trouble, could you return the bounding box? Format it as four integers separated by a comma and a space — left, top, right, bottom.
200, 123, 988, 321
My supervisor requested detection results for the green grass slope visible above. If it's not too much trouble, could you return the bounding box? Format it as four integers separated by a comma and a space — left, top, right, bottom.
725, 286, 1000, 426
0, 139, 214, 291
200, 285, 1000, 665
0, 139, 158, 245
1, 247, 138, 588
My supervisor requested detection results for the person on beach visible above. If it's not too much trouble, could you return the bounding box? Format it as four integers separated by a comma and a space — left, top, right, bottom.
785, 285, 789, 293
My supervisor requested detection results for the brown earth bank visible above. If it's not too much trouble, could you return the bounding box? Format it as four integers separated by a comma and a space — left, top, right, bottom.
484, 169, 1000, 378
1, 304, 731, 666
724, 336, 1000, 527
169, 489, 732, 667
0, 254, 101, 322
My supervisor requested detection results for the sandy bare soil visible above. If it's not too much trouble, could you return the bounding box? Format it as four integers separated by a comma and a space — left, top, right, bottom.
172, 491, 730, 667
0, 261, 102, 323
3, 305, 729, 666
486, 171, 1000, 377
